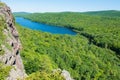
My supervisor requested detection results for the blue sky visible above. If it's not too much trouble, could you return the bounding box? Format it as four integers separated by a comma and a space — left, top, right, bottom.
2, 0, 120, 12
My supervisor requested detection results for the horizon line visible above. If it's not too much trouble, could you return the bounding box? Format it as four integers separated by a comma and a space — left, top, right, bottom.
13, 10, 120, 13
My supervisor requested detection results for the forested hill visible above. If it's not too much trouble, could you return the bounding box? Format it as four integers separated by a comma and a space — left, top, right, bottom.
13, 12, 30, 15
14, 11, 120, 57
14, 11, 120, 80
14, 10, 120, 17
82, 10, 120, 17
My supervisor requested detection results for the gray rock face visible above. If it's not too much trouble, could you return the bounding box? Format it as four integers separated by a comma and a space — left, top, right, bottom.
61, 70, 74, 80
53, 69, 74, 80
0, 3, 26, 80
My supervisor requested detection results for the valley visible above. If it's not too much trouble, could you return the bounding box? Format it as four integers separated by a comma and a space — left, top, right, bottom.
0, 1, 120, 80
14, 11, 120, 80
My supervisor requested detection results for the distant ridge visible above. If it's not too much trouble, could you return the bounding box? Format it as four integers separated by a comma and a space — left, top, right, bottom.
82, 10, 120, 17
14, 10, 120, 18
13, 12, 31, 14
13, 12, 31, 16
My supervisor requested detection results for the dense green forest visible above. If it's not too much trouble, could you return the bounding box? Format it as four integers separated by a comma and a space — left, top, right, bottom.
16, 24, 120, 80
83, 10, 120, 17
15, 11, 120, 80
14, 11, 120, 58
0, 1, 120, 79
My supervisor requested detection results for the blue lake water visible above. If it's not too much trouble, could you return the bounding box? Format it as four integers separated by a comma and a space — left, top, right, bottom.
15, 17, 76, 35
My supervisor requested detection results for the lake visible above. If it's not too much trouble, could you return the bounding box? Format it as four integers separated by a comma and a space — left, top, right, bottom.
15, 17, 76, 35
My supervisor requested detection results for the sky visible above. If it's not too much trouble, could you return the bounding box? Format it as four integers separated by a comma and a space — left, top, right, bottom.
2, 0, 120, 13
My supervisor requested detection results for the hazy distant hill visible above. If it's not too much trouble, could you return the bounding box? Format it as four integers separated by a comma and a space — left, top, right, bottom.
14, 10, 120, 18
13, 12, 31, 16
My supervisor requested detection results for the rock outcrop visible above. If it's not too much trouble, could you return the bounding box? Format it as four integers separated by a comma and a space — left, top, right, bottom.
0, 3, 26, 80
53, 69, 74, 80
61, 70, 74, 80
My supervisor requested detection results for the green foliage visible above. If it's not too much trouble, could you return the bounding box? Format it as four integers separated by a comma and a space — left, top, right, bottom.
15, 12, 120, 57
16, 23, 120, 80
0, 15, 6, 55
0, 62, 11, 80
24, 54, 57, 74
0, 48, 4, 55
25, 71, 64, 80
0, 2, 5, 7
83, 10, 120, 17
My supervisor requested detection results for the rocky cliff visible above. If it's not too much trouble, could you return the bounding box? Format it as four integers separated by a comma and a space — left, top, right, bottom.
0, 2, 26, 80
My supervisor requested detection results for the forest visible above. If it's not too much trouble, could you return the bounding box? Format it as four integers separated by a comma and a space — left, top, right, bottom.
14, 11, 120, 80
83, 10, 120, 17
14, 11, 120, 57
